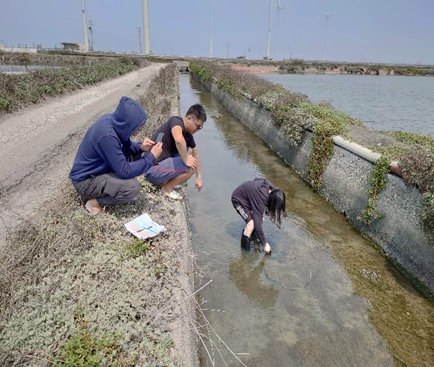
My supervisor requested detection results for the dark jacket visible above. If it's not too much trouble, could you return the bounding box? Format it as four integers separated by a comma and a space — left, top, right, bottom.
231, 178, 275, 245
69, 96, 155, 184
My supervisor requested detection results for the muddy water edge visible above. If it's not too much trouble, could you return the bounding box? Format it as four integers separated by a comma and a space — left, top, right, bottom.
179, 74, 434, 367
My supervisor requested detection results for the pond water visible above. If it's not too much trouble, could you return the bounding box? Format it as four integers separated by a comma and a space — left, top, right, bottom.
261, 73, 434, 137
181, 74, 434, 367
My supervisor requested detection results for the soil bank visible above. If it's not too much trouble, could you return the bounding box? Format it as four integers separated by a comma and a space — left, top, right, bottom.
0, 64, 198, 365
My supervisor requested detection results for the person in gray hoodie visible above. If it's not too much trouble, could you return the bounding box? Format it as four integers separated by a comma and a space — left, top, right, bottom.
231, 178, 286, 254
69, 96, 162, 215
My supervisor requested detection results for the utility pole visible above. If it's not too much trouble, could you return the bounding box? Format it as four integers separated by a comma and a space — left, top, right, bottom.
290, 33, 296, 60
266, 0, 273, 60
88, 20, 94, 51
81, 0, 89, 51
209, 0, 213, 57
142, 0, 151, 54
227, 43, 229, 58
137, 28, 142, 54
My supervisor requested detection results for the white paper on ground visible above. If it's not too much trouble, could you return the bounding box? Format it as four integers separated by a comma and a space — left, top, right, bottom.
124, 213, 165, 240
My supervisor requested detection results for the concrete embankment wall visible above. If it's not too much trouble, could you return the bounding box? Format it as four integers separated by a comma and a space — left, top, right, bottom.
193, 75, 434, 300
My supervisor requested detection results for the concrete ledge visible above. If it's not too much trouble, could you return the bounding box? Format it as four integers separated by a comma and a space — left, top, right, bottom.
193, 74, 434, 300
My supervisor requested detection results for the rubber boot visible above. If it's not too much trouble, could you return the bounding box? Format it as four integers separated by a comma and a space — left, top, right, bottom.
240, 233, 251, 251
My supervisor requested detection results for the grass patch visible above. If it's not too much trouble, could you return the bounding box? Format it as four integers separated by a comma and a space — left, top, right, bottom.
57, 305, 128, 366
124, 238, 153, 259
393, 131, 434, 151
0, 56, 147, 114
358, 156, 391, 225
421, 193, 434, 243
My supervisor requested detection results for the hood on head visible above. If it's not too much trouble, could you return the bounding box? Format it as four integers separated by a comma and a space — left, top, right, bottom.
111, 96, 149, 141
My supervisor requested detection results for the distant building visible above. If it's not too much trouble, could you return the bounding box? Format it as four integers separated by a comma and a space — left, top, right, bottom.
61, 43, 87, 52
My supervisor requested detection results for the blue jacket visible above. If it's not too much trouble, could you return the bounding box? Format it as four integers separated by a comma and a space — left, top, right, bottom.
69, 96, 155, 184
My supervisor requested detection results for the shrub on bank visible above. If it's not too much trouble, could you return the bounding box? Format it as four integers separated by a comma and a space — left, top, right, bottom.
0, 57, 146, 114
276, 59, 434, 76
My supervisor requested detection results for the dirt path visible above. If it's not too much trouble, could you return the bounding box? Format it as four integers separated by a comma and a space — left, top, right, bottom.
0, 63, 166, 247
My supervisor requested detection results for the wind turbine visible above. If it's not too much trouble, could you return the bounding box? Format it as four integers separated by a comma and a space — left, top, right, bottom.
275, 0, 284, 60
81, 0, 89, 51
265, 0, 273, 60
323, 10, 332, 61
142, 0, 151, 54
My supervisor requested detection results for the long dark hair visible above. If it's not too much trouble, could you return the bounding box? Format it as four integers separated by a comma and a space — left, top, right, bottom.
266, 189, 286, 228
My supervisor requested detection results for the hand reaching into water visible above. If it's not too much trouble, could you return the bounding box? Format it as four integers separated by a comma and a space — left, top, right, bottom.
264, 242, 271, 255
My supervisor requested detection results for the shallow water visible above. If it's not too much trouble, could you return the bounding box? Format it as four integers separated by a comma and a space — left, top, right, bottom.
261, 73, 434, 137
181, 74, 434, 367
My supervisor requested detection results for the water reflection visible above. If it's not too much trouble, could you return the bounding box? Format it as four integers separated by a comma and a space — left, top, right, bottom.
229, 250, 278, 309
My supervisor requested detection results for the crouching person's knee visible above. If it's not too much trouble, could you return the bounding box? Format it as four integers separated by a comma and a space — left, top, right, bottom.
130, 178, 141, 200
117, 178, 140, 204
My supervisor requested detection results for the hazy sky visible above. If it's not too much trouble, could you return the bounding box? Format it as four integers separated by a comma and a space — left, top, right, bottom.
1, 0, 433, 65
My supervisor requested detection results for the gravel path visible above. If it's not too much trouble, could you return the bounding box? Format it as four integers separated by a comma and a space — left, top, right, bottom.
0, 63, 166, 247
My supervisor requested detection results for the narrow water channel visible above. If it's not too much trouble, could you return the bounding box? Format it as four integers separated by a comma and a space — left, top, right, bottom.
180, 74, 434, 367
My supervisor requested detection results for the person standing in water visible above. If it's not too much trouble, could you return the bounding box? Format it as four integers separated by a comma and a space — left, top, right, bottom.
231, 178, 286, 254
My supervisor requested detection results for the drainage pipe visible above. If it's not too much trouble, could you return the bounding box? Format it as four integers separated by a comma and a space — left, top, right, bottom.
332, 136, 403, 176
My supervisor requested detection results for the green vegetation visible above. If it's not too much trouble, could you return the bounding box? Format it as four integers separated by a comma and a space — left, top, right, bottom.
276, 59, 434, 76
189, 61, 213, 82
358, 156, 390, 225
421, 193, 434, 243
124, 238, 153, 259
57, 306, 128, 366
0, 55, 147, 114
393, 130, 434, 150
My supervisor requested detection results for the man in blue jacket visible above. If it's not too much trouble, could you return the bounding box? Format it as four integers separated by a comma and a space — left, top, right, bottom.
69, 96, 162, 215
